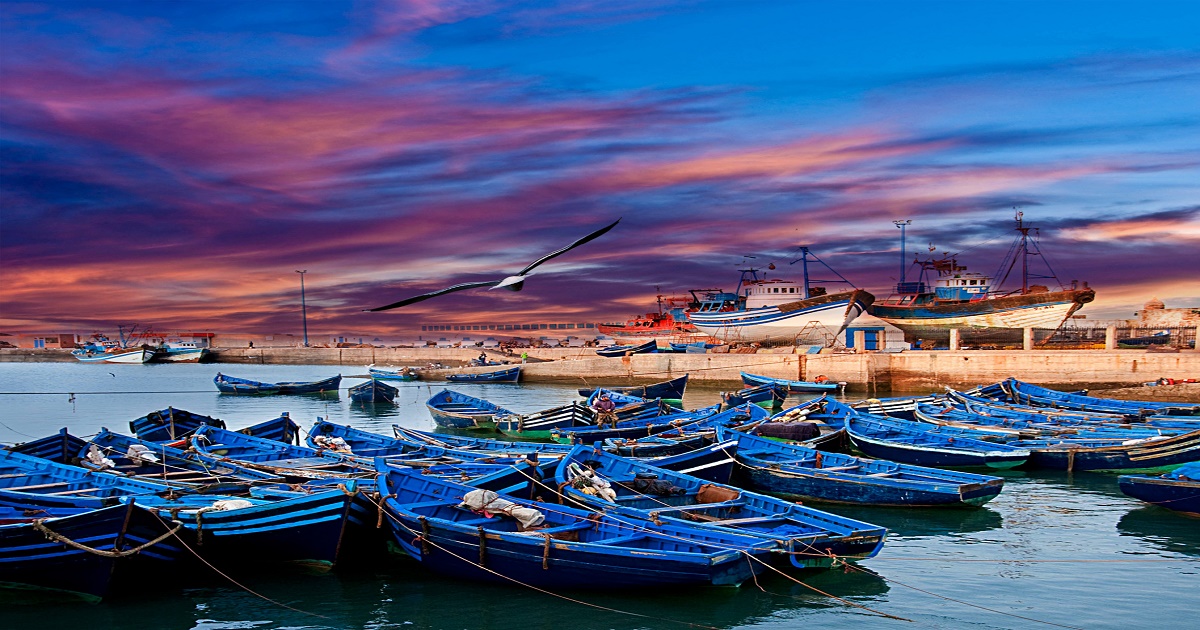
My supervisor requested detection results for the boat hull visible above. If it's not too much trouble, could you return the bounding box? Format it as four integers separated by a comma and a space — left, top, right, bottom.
848, 432, 1029, 469
143, 490, 357, 568
350, 379, 398, 403
0, 503, 181, 602
71, 348, 154, 364
736, 466, 1001, 507
577, 375, 689, 402
687, 290, 873, 344
446, 367, 522, 383
1021, 431, 1200, 473
1118, 475, 1200, 516
870, 289, 1094, 341
155, 348, 208, 362
741, 372, 838, 393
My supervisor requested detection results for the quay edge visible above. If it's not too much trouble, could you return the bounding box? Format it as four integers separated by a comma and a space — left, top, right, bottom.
3, 348, 1198, 395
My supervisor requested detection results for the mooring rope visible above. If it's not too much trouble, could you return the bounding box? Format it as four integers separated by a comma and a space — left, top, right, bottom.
33, 518, 183, 558
149, 512, 330, 619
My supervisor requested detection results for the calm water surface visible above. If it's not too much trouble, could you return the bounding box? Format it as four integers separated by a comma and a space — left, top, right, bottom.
0, 363, 1195, 629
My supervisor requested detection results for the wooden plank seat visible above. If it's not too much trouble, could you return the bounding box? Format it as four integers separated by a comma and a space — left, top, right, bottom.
258, 457, 343, 468
3, 481, 72, 492
46, 487, 107, 496
588, 534, 644, 546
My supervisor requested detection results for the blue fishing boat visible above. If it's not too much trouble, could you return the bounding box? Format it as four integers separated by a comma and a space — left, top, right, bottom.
668, 341, 717, 353
577, 374, 689, 403
640, 440, 739, 483
945, 388, 1199, 431
684, 248, 874, 344
214, 373, 341, 396
375, 462, 779, 588
548, 403, 728, 445
213, 373, 281, 395
547, 445, 888, 569
131, 482, 363, 569
1005, 378, 1200, 417
0, 502, 182, 601
349, 379, 398, 403
367, 364, 420, 381
913, 401, 1186, 440
190, 425, 374, 480
242, 413, 303, 445
740, 371, 839, 394
0, 450, 188, 510
722, 382, 788, 409
603, 434, 713, 458
716, 427, 1005, 507
426, 389, 517, 431
1119, 462, 1200, 516
391, 426, 575, 455
492, 402, 600, 440
307, 419, 548, 468
826, 401, 1032, 469
750, 398, 850, 451
7, 427, 88, 464
595, 338, 657, 357
446, 366, 522, 383
276, 374, 342, 395
1008, 431, 1200, 473
82, 428, 283, 485
128, 407, 228, 443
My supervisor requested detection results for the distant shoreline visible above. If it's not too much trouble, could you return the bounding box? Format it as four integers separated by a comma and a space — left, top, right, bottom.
4, 347, 1198, 397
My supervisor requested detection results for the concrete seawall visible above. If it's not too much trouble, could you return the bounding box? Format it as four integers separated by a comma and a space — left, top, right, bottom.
4, 347, 1197, 393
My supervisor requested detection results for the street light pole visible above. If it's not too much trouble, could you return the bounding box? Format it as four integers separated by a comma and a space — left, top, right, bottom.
893, 220, 911, 285
295, 270, 309, 347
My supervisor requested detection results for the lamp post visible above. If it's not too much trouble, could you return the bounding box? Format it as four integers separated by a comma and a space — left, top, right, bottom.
296, 270, 309, 347
893, 220, 911, 285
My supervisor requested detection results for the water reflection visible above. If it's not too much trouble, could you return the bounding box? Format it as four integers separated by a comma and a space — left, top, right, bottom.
1117, 507, 1200, 557
0, 556, 893, 630
346, 400, 404, 423
820, 505, 1003, 539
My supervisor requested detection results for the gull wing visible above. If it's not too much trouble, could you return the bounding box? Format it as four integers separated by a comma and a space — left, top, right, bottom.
366, 280, 503, 312
517, 218, 620, 276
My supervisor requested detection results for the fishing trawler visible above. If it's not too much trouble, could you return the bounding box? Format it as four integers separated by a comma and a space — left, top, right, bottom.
596, 293, 706, 344
684, 249, 874, 345
869, 213, 1095, 342
70, 327, 155, 364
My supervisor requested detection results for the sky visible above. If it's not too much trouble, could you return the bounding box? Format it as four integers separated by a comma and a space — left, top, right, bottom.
2, 0, 1199, 337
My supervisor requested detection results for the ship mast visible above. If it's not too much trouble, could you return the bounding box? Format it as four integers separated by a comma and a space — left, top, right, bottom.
789, 247, 857, 298
894, 219, 911, 285
1015, 210, 1030, 293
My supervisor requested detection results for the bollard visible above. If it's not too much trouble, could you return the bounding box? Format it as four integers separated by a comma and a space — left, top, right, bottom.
949, 328, 960, 351
1023, 327, 1034, 351
1105, 326, 1117, 351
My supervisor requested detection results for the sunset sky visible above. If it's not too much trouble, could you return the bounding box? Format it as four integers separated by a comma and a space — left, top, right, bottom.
3, 1, 1198, 337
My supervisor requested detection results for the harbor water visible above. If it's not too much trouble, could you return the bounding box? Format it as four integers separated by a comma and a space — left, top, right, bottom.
0, 362, 1196, 629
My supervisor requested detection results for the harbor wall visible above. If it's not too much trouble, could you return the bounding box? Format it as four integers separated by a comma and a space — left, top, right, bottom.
4, 347, 1197, 393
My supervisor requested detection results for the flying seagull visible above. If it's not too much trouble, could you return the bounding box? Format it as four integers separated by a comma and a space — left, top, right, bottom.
367, 218, 621, 312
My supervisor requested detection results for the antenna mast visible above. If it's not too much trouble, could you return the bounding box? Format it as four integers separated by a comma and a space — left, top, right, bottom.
893, 219, 911, 285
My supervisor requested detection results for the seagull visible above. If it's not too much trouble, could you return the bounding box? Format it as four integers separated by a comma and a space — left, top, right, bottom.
367, 218, 620, 312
